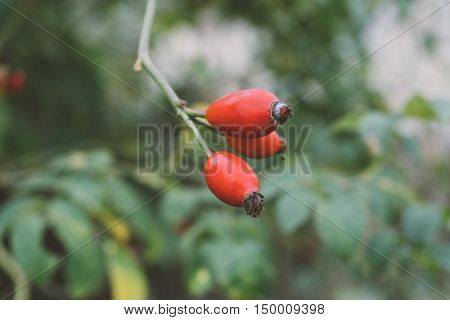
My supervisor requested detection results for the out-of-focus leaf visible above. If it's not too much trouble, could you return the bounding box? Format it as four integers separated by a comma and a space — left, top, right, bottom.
261, 174, 305, 200
0, 198, 43, 237
127, 209, 166, 262
95, 210, 131, 243
315, 195, 369, 257
294, 267, 323, 299
196, 187, 226, 204
187, 267, 213, 297
59, 178, 105, 212
331, 111, 363, 133
422, 32, 437, 53
404, 276, 443, 299
51, 150, 113, 173
403, 95, 437, 120
48, 199, 104, 298
400, 136, 422, 163
198, 238, 272, 299
105, 241, 148, 300
181, 210, 267, 255
133, 171, 169, 190
0, 97, 10, 148
48, 200, 92, 249
104, 177, 142, 216
401, 204, 441, 245
430, 243, 450, 272
432, 100, 450, 122
14, 173, 59, 193
367, 227, 398, 269
183, 211, 272, 298
160, 187, 202, 227
334, 285, 385, 299
358, 112, 395, 156
364, 184, 406, 221
10, 212, 57, 284
83, 150, 114, 171
377, 177, 416, 202
275, 189, 315, 234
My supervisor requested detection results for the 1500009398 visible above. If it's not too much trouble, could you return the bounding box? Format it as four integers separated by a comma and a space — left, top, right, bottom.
254, 303, 325, 315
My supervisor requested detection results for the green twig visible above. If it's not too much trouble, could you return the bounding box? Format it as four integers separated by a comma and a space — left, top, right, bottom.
134, 0, 212, 157
193, 117, 213, 128
184, 107, 207, 117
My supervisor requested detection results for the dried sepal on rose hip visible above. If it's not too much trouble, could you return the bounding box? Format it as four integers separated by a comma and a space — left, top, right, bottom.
204, 151, 264, 218
226, 131, 286, 159
206, 89, 293, 138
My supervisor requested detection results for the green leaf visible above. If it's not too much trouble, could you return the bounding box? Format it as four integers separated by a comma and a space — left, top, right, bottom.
262, 175, 300, 200
182, 212, 272, 298
432, 100, 450, 122
59, 178, 105, 213
367, 227, 398, 269
0, 97, 10, 148
198, 238, 272, 299
51, 150, 113, 173
187, 267, 213, 297
403, 95, 437, 120
401, 204, 441, 245
358, 112, 395, 155
48, 200, 92, 249
430, 243, 450, 272
364, 185, 406, 221
133, 171, 170, 191
127, 210, 166, 262
315, 195, 369, 257
331, 111, 363, 133
160, 188, 202, 227
400, 136, 421, 163
48, 199, 104, 298
0, 198, 43, 237
95, 209, 131, 243
14, 173, 59, 193
104, 177, 142, 216
105, 241, 148, 300
10, 212, 57, 284
275, 190, 315, 234
334, 285, 385, 299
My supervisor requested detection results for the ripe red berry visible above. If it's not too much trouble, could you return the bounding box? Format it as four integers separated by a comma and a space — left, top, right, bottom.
204, 151, 264, 218
7, 70, 26, 93
226, 131, 286, 159
206, 89, 292, 138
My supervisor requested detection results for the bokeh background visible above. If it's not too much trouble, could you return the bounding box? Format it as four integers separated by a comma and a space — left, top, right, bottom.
0, 0, 449, 299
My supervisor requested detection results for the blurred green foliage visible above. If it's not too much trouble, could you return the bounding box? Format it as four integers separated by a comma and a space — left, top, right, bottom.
0, 0, 449, 299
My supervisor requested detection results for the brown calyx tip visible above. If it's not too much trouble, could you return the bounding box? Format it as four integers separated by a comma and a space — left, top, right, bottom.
243, 192, 265, 219
271, 101, 293, 125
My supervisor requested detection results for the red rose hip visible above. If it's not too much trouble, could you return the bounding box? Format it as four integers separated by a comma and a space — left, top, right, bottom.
204, 151, 264, 218
6, 70, 26, 93
226, 131, 286, 159
206, 89, 292, 138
